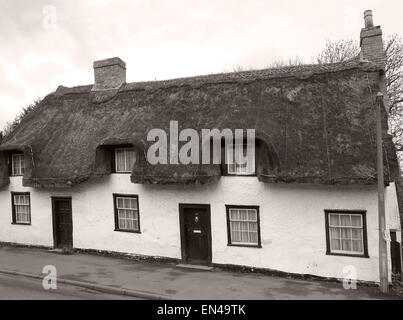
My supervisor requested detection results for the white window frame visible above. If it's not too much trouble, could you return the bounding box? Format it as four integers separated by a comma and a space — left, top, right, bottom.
11, 153, 25, 176
327, 212, 366, 256
114, 148, 136, 173
12, 193, 31, 224
226, 144, 255, 175
114, 195, 140, 232
227, 206, 260, 247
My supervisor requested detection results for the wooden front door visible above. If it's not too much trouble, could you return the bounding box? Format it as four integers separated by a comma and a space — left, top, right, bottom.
52, 198, 73, 249
179, 204, 212, 265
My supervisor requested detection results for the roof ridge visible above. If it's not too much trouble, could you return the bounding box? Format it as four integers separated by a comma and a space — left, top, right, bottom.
53, 58, 379, 97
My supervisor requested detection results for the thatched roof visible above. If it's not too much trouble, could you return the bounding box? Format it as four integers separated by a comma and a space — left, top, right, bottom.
0, 59, 399, 188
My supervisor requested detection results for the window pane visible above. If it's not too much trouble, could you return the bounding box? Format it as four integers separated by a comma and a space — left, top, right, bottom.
330, 238, 341, 250
12, 155, 19, 175
329, 214, 340, 226
20, 156, 25, 174
229, 209, 239, 220
329, 227, 340, 239
231, 221, 240, 231
117, 197, 124, 208
247, 209, 257, 221
340, 215, 351, 227
240, 231, 249, 242
239, 221, 248, 231
352, 228, 362, 240
249, 232, 258, 244
115, 149, 126, 172
125, 149, 136, 171
248, 222, 257, 231
340, 228, 351, 239
352, 240, 363, 252
341, 239, 352, 251
239, 209, 248, 220
350, 215, 362, 227
231, 231, 241, 242
131, 199, 136, 209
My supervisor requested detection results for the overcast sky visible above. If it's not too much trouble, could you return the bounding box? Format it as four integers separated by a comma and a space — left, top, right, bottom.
0, 0, 402, 130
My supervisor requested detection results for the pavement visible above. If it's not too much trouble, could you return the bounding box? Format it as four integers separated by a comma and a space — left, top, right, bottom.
0, 246, 400, 300
0, 273, 139, 300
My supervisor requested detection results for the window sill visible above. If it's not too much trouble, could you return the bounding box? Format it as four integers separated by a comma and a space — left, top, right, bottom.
326, 252, 369, 258
114, 229, 141, 234
10, 175, 24, 177
112, 172, 131, 174
223, 174, 256, 177
227, 243, 262, 248
11, 222, 31, 226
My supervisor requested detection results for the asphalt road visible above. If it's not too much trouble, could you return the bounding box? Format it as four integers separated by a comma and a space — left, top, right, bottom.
0, 273, 140, 300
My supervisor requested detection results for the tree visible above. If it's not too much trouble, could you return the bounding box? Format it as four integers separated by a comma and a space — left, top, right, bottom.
1, 99, 42, 139
316, 35, 403, 171
316, 39, 360, 64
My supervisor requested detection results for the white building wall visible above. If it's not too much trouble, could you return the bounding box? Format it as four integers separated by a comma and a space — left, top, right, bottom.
0, 175, 401, 282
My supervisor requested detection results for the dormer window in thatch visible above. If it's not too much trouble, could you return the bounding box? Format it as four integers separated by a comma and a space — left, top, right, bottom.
10, 151, 25, 176
220, 140, 256, 177
225, 143, 256, 176
113, 146, 136, 173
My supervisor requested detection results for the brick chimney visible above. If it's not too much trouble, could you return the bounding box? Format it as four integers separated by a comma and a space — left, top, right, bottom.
93, 57, 126, 90
360, 10, 385, 69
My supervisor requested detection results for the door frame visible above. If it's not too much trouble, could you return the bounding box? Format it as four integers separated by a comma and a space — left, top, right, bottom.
51, 197, 73, 249
179, 203, 212, 265
390, 230, 402, 276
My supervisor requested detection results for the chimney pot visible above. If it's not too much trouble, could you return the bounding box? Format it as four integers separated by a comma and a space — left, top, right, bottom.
364, 9, 374, 28
93, 57, 126, 91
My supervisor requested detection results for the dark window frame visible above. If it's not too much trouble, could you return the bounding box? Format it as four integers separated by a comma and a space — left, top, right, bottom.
226, 205, 262, 248
11, 192, 31, 225
9, 151, 25, 177
111, 145, 136, 174
324, 209, 369, 258
113, 193, 141, 233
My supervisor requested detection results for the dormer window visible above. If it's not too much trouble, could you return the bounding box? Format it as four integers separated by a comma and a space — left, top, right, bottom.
114, 147, 136, 173
225, 143, 255, 176
10, 152, 25, 176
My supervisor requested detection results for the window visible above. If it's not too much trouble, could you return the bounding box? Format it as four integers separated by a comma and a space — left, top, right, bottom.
114, 148, 136, 173
325, 210, 368, 257
113, 194, 140, 232
226, 143, 255, 175
226, 205, 261, 247
11, 153, 25, 176
11, 193, 31, 225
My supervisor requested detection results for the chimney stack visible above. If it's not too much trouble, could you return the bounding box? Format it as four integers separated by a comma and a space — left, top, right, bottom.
93, 57, 126, 90
360, 10, 385, 69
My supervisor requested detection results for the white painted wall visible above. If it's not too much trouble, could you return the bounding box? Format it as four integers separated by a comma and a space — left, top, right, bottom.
0, 175, 400, 282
